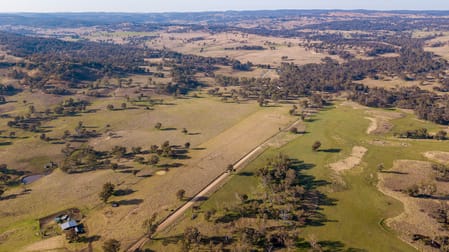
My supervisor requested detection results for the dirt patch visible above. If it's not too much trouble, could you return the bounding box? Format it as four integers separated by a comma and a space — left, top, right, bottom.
378, 160, 449, 251
23, 235, 66, 252
423, 151, 449, 164
155, 170, 167, 176
365, 117, 377, 134
0, 229, 16, 243
364, 110, 404, 134
329, 146, 367, 172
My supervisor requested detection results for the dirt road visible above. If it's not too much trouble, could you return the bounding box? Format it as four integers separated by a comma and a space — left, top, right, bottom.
126, 119, 302, 251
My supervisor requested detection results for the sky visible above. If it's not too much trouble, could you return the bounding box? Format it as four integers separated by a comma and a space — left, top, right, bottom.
1, 0, 449, 12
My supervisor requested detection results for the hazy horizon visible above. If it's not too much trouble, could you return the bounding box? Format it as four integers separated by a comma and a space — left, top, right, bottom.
1, 0, 449, 13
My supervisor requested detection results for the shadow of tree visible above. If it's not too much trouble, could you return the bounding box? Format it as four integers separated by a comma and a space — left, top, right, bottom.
116, 199, 143, 205
319, 148, 342, 153
161, 127, 177, 131
238, 171, 254, 176
113, 189, 136, 196
297, 238, 367, 251
79, 234, 101, 243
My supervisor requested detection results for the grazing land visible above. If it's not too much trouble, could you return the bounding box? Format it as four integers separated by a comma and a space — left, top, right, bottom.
146, 101, 449, 251
1, 10, 449, 252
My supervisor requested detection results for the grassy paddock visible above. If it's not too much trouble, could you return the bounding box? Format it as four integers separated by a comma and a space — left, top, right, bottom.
0, 95, 295, 251
146, 101, 449, 251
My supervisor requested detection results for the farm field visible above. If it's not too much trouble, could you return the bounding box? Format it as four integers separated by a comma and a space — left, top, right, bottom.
146, 101, 449, 251
0, 93, 295, 251
2, 9, 449, 252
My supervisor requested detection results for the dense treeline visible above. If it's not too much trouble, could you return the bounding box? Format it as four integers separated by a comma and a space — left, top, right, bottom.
0, 32, 241, 95
0, 32, 149, 83
214, 35, 449, 125
302, 17, 449, 32
171, 154, 333, 251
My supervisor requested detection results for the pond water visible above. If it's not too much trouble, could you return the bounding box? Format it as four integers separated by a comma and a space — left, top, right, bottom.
22, 174, 44, 184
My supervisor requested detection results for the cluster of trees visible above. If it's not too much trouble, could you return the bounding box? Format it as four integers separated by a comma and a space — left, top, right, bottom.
7, 114, 44, 133
60, 139, 190, 173
224, 45, 265, 51
351, 87, 449, 125
231, 60, 253, 71
432, 203, 449, 231
53, 98, 90, 116
0, 164, 25, 197
59, 121, 100, 143
6, 98, 90, 136
0, 32, 149, 84
170, 153, 331, 251
60, 144, 108, 173
0, 32, 242, 96
432, 164, 449, 182
302, 17, 449, 32
406, 182, 437, 198
211, 34, 449, 125
411, 233, 449, 251
394, 128, 447, 140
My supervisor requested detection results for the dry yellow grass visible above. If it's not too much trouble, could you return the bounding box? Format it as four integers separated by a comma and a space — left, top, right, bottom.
361, 77, 438, 92
23, 235, 66, 252
84, 104, 293, 250
379, 160, 449, 251
214, 66, 279, 79
0, 96, 295, 251
146, 31, 337, 66
423, 151, 449, 164
426, 44, 449, 61
364, 109, 404, 134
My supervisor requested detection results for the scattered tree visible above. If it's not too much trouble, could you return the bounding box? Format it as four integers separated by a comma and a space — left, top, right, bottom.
99, 182, 115, 203
377, 163, 385, 172
142, 213, 158, 238
289, 127, 298, 134
154, 122, 162, 130
149, 155, 159, 166
182, 227, 202, 251
312, 141, 321, 151
227, 164, 234, 173
102, 239, 121, 252
176, 189, 186, 200
436, 130, 448, 140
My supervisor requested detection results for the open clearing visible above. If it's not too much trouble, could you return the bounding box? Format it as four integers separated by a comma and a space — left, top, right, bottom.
146, 99, 449, 251
147, 102, 423, 252
3, 12, 449, 252
423, 151, 449, 164
141, 31, 338, 67
329, 146, 367, 172
0, 96, 294, 251
23, 235, 66, 252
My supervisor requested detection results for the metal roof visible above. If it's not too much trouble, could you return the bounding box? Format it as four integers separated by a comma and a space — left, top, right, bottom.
60, 220, 77, 230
